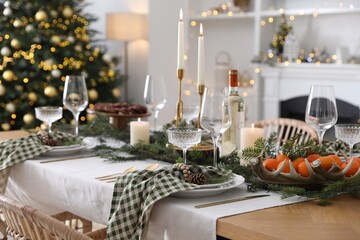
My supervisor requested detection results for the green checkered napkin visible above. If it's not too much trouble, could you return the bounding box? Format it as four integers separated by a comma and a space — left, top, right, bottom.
0, 131, 79, 194
107, 165, 231, 240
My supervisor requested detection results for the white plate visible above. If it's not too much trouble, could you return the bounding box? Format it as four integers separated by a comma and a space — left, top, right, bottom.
41, 144, 86, 157
197, 177, 235, 189
171, 174, 245, 199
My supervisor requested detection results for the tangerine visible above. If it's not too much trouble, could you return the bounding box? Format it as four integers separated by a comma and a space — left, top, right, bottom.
276, 154, 290, 162
328, 155, 343, 168
340, 160, 360, 177
318, 156, 336, 170
262, 158, 279, 171
306, 154, 321, 162
292, 157, 305, 171
277, 159, 291, 173
297, 161, 310, 177
351, 157, 360, 165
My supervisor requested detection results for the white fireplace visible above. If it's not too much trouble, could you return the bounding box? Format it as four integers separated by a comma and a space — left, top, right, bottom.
259, 63, 360, 120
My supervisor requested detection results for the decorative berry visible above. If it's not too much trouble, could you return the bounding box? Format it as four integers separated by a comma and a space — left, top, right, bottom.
188, 173, 207, 185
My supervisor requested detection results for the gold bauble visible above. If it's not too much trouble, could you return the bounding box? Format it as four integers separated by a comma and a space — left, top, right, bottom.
44, 86, 57, 97
13, 19, 22, 28
10, 39, 21, 49
87, 112, 95, 122
35, 10, 47, 21
1, 123, 11, 131
51, 35, 61, 45
81, 34, 89, 42
28, 92, 38, 102
23, 113, 34, 124
112, 88, 121, 98
62, 6, 73, 18
5, 102, 15, 113
0, 84, 5, 96
2, 70, 14, 81
88, 89, 98, 100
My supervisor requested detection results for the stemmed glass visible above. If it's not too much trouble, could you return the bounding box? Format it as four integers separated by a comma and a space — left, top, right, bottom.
143, 75, 167, 131
167, 128, 202, 164
200, 88, 232, 166
305, 85, 338, 146
35, 106, 63, 132
335, 124, 360, 159
63, 75, 89, 136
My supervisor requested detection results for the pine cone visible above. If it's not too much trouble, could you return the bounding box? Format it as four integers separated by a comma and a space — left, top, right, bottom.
38, 132, 58, 146
187, 173, 207, 185
173, 163, 191, 182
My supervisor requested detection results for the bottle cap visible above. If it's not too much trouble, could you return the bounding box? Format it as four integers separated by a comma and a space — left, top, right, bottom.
229, 69, 238, 87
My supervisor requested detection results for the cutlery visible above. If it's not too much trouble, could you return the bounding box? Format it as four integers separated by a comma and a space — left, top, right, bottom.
96, 166, 137, 180
40, 154, 96, 164
103, 163, 160, 183
194, 194, 270, 209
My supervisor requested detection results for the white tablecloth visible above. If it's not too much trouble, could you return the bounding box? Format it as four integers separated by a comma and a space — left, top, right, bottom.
4, 144, 308, 240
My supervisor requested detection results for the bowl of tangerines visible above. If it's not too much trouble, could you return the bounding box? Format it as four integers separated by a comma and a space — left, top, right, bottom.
242, 134, 360, 185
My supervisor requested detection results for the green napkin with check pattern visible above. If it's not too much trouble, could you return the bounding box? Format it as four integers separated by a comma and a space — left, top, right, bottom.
0, 131, 79, 194
107, 165, 231, 240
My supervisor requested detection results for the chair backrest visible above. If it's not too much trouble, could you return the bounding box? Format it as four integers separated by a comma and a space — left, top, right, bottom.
0, 194, 94, 240
253, 118, 317, 149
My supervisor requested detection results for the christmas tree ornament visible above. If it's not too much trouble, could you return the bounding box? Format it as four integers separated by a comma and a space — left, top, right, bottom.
51, 35, 61, 45
51, 69, 61, 78
3, 8, 12, 17
33, 36, 41, 43
4, 1, 10, 7
5, 102, 16, 113
112, 88, 121, 98
28, 92, 38, 102
25, 24, 34, 33
44, 86, 57, 97
67, 36, 75, 43
99, 71, 106, 77
15, 85, 24, 92
13, 19, 22, 28
35, 10, 48, 22
44, 59, 54, 66
1, 47, 11, 57
2, 70, 14, 81
0, 85, 6, 96
81, 34, 90, 42
50, 10, 58, 18
10, 39, 21, 49
23, 113, 34, 124
1, 123, 11, 131
74, 45, 82, 52
102, 53, 112, 63
88, 89, 98, 100
62, 6, 74, 18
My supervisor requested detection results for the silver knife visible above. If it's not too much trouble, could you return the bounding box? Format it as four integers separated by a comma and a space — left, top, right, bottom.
194, 194, 270, 209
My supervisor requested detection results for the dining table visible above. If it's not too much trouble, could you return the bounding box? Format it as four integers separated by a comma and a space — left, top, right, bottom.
2, 130, 360, 240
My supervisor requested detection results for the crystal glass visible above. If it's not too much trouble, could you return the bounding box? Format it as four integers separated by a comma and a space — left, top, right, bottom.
167, 128, 202, 164
143, 75, 167, 131
63, 75, 89, 136
200, 88, 232, 166
182, 105, 200, 125
35, 106, 63, 132
335, 124, 360, 159
305, 85, 338, 146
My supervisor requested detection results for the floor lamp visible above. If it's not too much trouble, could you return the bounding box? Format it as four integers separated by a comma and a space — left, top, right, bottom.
106, 13, 147, 101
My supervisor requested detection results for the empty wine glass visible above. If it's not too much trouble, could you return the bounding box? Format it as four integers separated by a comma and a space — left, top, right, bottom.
182, 105, 200, 125
200, 88, 232, 166
335, 124, 360, 159
305, 85, 338, 146
144, 75, 167, 131
63, 75, 89, 136
167, 128, 202, 164
35, 106, 63, 132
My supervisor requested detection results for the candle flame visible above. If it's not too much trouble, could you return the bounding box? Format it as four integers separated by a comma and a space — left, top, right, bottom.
199, 23, 203, 36
138, 117, 141, 122
180, 8, 183, 22
251, 123, 255, 129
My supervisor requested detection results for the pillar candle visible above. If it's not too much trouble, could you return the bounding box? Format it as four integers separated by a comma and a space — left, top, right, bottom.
130, 118, 150, 145
240, 124, 264, 152
177, 8, 184, 69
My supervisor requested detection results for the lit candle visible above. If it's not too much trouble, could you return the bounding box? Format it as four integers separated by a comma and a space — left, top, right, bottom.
130, 118, 150, 145
197, 23, 205, 86
240, 124, 264, 153
177, 8, 185, 69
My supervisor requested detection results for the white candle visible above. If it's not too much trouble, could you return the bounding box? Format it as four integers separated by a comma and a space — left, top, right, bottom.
130, 118, 150, 145
197, 23, 205, 86
177, 8, 185, 69
240, 124, 264, 152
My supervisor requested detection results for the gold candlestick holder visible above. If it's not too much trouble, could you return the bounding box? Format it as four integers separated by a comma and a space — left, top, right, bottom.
197, 84, 205, 128
176, 68, 184, 128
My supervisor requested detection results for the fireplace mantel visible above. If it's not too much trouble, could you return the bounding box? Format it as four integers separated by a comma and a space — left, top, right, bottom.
260, 63, 360, 120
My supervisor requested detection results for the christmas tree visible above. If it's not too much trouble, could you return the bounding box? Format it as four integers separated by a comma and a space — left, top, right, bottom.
0, 0, 122, 131
270, 14, 292, 59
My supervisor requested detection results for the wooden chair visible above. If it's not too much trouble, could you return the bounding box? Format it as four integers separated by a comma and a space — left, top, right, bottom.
0, 195, 106, 240
253, 118, 317, 149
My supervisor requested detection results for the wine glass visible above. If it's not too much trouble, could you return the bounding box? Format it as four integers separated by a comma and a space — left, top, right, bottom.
335, 124, 360, 159
167, 128, 202, 164
182, 105, 200, 125
143, 75, 167, 131
35, 106, 63, 132
305, 85, 338, 146
200, 87, 232, 166
63, 75, 89, 136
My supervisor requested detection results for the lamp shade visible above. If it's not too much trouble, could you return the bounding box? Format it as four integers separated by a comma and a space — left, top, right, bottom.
106, 13, 147, 41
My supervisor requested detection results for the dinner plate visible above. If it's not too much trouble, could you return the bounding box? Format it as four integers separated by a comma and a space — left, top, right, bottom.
197, 177, 235, 189
171, 174, 245, 199
40, 144, 86, 157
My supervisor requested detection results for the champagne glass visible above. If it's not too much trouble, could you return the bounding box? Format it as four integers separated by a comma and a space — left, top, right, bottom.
143, 75, 167, 131
335, 124, 360, 159
305, 85, 338, 146
167, 128, 202, 164
200, 88, 232, 166
35, 106, 63, 132
63, 75, 89, 136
